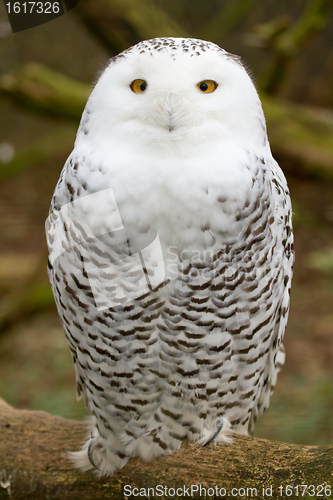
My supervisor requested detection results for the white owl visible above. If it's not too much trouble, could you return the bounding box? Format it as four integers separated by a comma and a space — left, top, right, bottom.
46, 38, 293, 476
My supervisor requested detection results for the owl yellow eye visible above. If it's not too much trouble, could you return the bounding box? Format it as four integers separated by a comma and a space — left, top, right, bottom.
197, 80, 218, 93
130, 79, 147, 94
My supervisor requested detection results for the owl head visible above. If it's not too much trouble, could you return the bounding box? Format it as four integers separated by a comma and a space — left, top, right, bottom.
77, 38, 267, 155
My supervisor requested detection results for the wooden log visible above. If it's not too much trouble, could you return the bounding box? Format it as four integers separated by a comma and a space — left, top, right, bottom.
0, 397, 332, 500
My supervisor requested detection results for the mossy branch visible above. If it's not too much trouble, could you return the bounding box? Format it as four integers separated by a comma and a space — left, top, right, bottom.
198, 0, 259, 41
0, 251, 55, 333
1, 63, 333, 181
0, 63, 90, 119
0, 397, 332, 500
261, 94, 333, 181
74, 0, 186, 54
257, 0, 333, 93
275, 0, 333, 56
0, 124, 76, 182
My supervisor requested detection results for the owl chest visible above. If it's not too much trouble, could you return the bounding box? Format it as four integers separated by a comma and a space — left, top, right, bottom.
69, 145, 259, 246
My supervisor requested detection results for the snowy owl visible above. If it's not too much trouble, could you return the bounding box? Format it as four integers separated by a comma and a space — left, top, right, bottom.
46, 37, 293, 476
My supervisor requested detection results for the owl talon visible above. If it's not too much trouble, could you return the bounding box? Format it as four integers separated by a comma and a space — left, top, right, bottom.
201, 418, 224, 447
87, 439, 100, 471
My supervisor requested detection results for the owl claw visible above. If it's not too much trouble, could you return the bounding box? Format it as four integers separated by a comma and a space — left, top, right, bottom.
201, 418, 224, 447
87, 439, 100, 471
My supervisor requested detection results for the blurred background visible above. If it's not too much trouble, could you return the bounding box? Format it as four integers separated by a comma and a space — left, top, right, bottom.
0, 0, 332, 446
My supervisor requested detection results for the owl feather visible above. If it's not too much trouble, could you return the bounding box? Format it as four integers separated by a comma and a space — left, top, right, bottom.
46, 38, 293, 477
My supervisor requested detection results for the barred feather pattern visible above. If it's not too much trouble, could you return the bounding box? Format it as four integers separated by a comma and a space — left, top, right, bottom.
47, 156, 292, 477
46, 37, 293, 477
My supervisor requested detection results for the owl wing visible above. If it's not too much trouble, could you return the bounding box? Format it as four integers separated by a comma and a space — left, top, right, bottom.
248, 158, 293, 430
46, 154, 167, 405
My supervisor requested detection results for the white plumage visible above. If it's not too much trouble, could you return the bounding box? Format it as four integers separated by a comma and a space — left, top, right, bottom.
46, 37, 293, 476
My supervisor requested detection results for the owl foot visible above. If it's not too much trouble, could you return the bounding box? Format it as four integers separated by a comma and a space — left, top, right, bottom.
201, 417, 224, 447
197, 417, 233, 447
88, 439, 101, 471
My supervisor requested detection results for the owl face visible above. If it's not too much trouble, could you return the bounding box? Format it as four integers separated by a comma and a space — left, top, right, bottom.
82, 38, 265, 154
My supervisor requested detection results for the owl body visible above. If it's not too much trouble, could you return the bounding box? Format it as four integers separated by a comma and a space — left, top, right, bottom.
47, 38, 293, 476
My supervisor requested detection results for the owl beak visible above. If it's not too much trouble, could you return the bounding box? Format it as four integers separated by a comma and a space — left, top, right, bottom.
156, 92, 182, 133
168, 113, 174, 132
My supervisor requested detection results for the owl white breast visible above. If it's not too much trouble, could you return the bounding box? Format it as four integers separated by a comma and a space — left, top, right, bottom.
47, 37, 293, 477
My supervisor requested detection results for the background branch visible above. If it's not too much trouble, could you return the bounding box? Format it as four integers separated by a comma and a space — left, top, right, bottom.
257, 0, 333, 94
0, 251, 54, 333
1, 63, 332, 181
0, 63, 90, 120
198, 0, 259, 41
74, 0, 186, 54
0, 125, 76, 182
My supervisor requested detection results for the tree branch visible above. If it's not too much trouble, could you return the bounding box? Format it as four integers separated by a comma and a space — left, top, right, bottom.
261, 93, 333, 181
1, 63, 333, 181
74, 0, 186, 54
0, 125, 76, 182
197, 0, 259, 42
0, 397, 332, 499
0, 63, 90, 120
0, 251, 55, 333
256, 0, 333, 94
